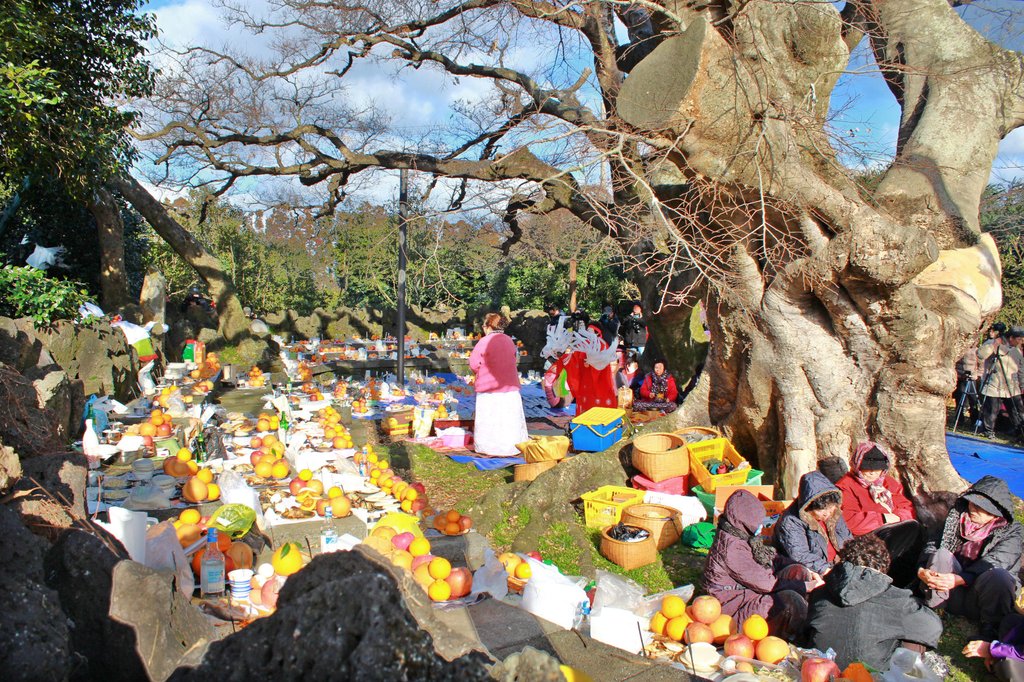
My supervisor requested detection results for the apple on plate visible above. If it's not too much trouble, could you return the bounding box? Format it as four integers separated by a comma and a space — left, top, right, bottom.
801, 657, 840, 682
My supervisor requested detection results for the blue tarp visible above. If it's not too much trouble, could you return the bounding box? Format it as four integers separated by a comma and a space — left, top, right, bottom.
447, 454, 526, 470
947, 432, 1024, 497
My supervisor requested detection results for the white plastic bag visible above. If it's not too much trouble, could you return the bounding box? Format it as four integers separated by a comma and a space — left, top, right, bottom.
138, 361, 157, 396
218, 469, 265, 527
471, 548, 508, 600
592, 569, 644, 613
26, 243, 66, 270
520, 558, 588, 630
145, 521, 195, 597
879, 647, 942, 682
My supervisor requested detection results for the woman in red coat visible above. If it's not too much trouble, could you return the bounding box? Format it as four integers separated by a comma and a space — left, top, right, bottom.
836, 442, 924, 587
633, 360, 679, 413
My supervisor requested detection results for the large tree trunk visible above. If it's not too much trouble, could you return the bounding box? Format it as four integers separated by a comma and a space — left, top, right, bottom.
109, 175, 249, 342
86, 187, 130, 310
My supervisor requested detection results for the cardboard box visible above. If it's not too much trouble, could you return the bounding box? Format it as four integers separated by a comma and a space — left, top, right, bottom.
712, 484, 792, 535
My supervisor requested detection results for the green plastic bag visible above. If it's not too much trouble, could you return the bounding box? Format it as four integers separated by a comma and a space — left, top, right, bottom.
680, 522, 715, 551
209, 503, 256, 539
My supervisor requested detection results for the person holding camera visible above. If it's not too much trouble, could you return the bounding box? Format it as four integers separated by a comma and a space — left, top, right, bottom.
978, 324, 1024, 439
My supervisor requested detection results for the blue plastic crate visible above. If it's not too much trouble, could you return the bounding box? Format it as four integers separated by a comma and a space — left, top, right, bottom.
570, 407, 625, 452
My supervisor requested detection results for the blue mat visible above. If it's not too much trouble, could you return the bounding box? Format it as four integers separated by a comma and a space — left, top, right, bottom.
447, 454, 526, 470
947, 432, 1024, 497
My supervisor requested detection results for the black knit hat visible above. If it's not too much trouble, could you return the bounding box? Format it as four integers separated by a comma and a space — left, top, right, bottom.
858, 446, 890, 471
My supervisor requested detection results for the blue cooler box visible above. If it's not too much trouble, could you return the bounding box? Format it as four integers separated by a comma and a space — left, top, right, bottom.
570, 407, 626, 452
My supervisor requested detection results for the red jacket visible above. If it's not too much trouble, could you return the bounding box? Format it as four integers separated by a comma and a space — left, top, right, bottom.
836, 473, 916, 536
639, 374, 678, 403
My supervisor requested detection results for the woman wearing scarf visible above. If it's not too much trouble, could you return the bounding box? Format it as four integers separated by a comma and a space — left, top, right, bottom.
919, 476, 1024, 639
836, 442, 923, 586
704, 490, 822, 638
633, 360, 679, 413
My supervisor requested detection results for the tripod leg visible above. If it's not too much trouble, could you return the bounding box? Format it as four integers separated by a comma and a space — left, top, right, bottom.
953, 385, 969, 433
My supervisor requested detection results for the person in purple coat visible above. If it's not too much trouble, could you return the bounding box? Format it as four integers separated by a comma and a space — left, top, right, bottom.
965, 614, 1024, 681
704, 490, 823, 638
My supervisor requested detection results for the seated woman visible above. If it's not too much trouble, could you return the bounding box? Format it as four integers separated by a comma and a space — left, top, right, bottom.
632, 360, 679, 413
704, 490, 821, 639
965, 614, 1024, 682
808, 534, 942, 671
775, 471, 853, 578
920, 475, 1023, 639
836, 442, 924, 587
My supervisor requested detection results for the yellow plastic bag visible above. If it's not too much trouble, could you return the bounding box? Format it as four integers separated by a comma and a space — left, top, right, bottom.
515, 436, 570, 463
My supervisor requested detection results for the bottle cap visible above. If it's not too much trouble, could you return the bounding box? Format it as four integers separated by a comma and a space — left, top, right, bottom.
207, 528, 217, 542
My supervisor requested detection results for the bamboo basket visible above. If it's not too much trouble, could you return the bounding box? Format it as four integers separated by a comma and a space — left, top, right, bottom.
600, 526, 657, 570
631, 432, 688, 482
513, 460, 557, 482
622, 504, 683, 550
507, 575, 528, 594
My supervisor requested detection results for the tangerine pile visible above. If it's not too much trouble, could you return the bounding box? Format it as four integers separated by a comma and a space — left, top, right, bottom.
432, 509, 472, 535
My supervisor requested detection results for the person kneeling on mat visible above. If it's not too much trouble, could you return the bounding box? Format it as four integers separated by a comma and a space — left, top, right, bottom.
836, 442, 924, 587
920, 476, 1024, 639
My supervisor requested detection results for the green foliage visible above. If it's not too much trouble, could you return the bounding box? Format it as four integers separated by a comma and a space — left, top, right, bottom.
987, 181, 1024, 326
0, 0, 156, 192
0, 263, 90, 323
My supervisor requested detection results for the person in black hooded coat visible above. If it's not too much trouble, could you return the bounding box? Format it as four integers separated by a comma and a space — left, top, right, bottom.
808, 534, 942, 670
919, 475, 1024, 638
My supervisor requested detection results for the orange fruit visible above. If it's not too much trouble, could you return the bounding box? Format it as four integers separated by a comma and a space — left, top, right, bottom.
206, 482, 220, 501
271, 542, 304, 576
446, 510, 461, 523
186, 460, 199, 474
377, 459, 389, 470
665, 615, 692, 642
427, 579, 452, 602
327, 486, 344, 499
151, 409, 164, 421
254, 460, 273, 478
182, 477, 208, 503
139, 423, 156, 437
408, 537, 431, 557
179, 508, 201, 525
216, 531, 232, 552
371, 526, 397, 541
391, 550, 414, 571
262, 434, 278, 447
175, 522, 201, 547
298, 469, 313, 481
329, 496, 351, 517
444, 522, 461, 535
413, 564, 434, 589
270, 461, 290, 479
428, 557, 452, 580
196, 468, 213, 484
513, 562, 532, 580
742, 614, 769, 641
755, 636, 790, 664
709, 613, 735, 644
661, 595, 686, 619
404, 488, 419, 502
649, 612, 668, 636
256, 419, 271, 432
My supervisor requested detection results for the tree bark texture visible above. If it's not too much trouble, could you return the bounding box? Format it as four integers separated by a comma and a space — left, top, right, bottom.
86, 187, 130, 311
109, 175, 249, 342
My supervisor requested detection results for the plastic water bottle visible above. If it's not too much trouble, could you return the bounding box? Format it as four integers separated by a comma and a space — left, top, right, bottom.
200, 528, 226, 597
320, 506, 338, 553
573, 599, 591, 630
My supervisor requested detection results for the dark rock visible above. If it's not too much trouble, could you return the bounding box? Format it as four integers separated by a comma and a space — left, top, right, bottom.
0, 436, 21, 493
0, 579, 75, 680
44, 528, 145, 682
170, 549, 492, 681
0, 503, 74, 678
196, 327, 219, 345
490, 647, 565, 681
25, 367, 83, 440
109, 561, 215, 682
18, 453, 89, 518
293, 313, 322, 340
0, 362, 61, 457
0, 316, 45, 371
264, 310, 288, 328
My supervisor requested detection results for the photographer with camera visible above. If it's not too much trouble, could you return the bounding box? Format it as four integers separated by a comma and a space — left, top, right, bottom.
978, 323, 1024, 440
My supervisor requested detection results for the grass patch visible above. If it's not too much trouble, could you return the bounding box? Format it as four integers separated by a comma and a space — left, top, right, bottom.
405, 443, 508, 512
937, 614, 989, 681
537, 521, 583, 576
490, 504, 532, 551
585, 527, 674, 593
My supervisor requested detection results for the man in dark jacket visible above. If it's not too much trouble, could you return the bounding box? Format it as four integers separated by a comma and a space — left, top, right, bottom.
919, 475, 1024, 639
808, 534, 942, 671
619, 304, 648, 355
775, 471, 853, 576
598, 306, 619, 346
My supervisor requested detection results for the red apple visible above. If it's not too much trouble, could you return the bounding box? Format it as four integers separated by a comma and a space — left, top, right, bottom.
801, 657, 841, 682
410, 482, 426, 495
156, 423, 173, 437
410, 498, 427, 513
723, 634, 755, 659
411, 554, 434, 571
289, 477, 307, 495
250, 436, 263, 449
391, 532, 415, 551
142, 435, 154, 446
250, 451, 263, 467
445, 567, 473, 598
316, 498, 329, 516
526, 551, 542, 562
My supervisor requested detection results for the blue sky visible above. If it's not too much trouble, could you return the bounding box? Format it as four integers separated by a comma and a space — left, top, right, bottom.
139, 0, 1023, 198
